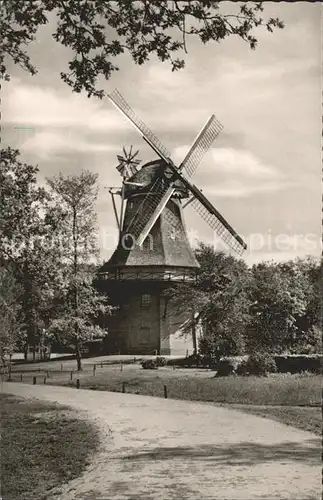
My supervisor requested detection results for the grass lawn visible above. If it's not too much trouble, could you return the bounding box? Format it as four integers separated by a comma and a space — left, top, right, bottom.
223, 404, 322, 436
7, 361, 321, 436
58, 365, 320, 404
67, 367, 321, 435
0, 393, 99, 500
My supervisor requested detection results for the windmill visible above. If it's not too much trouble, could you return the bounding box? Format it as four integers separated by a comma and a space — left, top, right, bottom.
98, 89, 247, 355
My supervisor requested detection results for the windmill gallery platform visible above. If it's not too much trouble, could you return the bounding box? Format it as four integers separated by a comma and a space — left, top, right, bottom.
98, 89, 247, 355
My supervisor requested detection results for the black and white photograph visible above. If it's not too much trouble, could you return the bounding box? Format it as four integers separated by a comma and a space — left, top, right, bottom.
0, 1, 321, 499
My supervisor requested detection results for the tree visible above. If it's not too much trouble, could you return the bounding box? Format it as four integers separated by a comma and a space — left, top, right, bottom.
166, 243, 251, 360
246, 259, 317, 354
0, 147, 60, 359
1, 1, 284, 97
46, 170, 112, 370
286, 258, 322, 353
0, 266, 24, 369
195, 245, 251, 360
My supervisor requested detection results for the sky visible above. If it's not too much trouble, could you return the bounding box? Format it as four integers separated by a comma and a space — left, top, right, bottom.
2, 1, 322, 266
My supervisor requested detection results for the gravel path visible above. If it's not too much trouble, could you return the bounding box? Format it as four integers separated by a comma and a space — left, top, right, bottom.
1, 382, 321, 500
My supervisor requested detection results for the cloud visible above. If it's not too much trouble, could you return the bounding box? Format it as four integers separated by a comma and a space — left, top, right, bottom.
2, 79, 127, 131
1, 3, 320, 265
191, 231, 322, 266
172, 146, 289, 198
22, 130, 117, 159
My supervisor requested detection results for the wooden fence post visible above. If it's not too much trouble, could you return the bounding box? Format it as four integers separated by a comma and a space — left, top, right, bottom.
93, 364, 96, 376
120, 361, 123, 372
61, 364, 63, 371
122, 382, 126, 393
70, 371, 73, 381
20, 373, 23, 382
76, 378, 80, 389
164, 385, 168, 399
100, 361, 103, 368
33, 376, 36, 385
43, 376, 46, 384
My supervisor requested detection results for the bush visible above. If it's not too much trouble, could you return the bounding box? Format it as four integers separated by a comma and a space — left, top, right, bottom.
274, 354, 322, 374
215, 358, 236, 377
200, 355, 217, 369
166, 355, 216, 369
237, 353, 277, 376
141, 359, 158, 370
155, 356, 167, 367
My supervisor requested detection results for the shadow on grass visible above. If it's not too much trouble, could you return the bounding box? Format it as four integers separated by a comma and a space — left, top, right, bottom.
121, 439, 321, 466
0, 394, 99, 500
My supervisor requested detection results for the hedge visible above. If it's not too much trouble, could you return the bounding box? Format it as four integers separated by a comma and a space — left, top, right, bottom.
167, 353, 322, 374
274, 354, 322, 374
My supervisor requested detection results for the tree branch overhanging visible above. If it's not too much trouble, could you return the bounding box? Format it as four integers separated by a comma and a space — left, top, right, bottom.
1, 0, 284, 97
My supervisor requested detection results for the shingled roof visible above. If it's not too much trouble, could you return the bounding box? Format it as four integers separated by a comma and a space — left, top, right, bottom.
100, 197, 199, 271
124, 159, 188, 199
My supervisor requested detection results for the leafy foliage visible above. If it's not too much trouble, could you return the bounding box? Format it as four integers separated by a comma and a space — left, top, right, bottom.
0, 148, 61, 355
0, 266, 24, 365
247, 259, 321, 354
156, 356, 167, 367
46, 170, 112, 370
0, 148, 49, 258
166, 243, 252, 360
215, 357, 236, 377
236, 353, 277, 376
274, 354, 322, 374
166, 243, 321, 360
141, 358, 158, 370
1, 1, 284, 97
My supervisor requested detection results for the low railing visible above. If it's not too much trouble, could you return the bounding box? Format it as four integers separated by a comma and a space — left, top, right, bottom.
99, 269, 196, 282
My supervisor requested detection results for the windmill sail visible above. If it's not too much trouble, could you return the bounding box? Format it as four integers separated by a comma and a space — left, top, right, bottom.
109, 89, 247, 255
130, 114, 224, 245
123, 176, 172, 243
109, 89, 171, 163
189, 185, 247, 255
179, 115, 223, 178
161, 164, 247, 254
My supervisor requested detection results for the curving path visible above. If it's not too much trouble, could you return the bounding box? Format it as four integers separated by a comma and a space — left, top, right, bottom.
1, 383, 320, 500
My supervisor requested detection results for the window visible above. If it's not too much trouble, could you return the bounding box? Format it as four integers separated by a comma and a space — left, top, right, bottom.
141, 294, 151, 308
142, 234, 153, 251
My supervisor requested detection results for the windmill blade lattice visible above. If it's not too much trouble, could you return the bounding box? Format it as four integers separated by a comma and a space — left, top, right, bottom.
109, 89, 171, 163
180, 115, 223, 179
124, 177, 174, 244
190, 194, 247, 255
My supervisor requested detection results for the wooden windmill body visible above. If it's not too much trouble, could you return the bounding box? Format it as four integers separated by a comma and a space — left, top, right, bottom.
99, 90, 247, 355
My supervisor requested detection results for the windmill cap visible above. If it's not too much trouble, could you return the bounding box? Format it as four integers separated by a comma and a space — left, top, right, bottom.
124, 159, 188, 198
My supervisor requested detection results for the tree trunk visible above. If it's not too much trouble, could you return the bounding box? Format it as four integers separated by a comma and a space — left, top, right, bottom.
8, 354, 12, 378
72, 206, 82, 371
191, 312, 197, 356
75, 340, 82, 371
